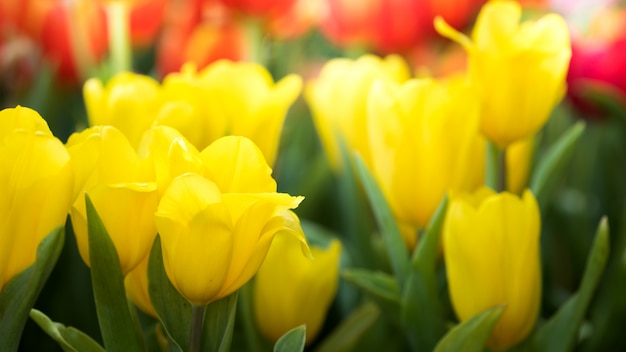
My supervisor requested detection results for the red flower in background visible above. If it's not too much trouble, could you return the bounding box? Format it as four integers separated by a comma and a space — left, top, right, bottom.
155, 0, 246, 77
218, 0, 296, 18
567, 8, 626, 118
320, 0, 486, 54
129, 0, 168, 48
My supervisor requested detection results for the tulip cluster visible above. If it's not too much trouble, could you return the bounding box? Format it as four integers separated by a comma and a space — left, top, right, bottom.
3, 0, 622, 351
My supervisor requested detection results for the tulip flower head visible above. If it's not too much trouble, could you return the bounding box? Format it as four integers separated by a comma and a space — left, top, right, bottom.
66, 126, 158, 276
444, 188, 541, 350
154, 136, 310, 306
367, 76, 484, 247
0, 106, 73, 292
306, 54, 411, 170
435, 0, 571, 147
254, 235, 341, 343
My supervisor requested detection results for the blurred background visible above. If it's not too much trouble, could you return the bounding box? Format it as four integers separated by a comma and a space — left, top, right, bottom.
1, 0, 625, 350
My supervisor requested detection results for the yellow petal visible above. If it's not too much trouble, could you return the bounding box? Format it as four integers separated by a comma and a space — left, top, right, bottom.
201, 136, 276, 193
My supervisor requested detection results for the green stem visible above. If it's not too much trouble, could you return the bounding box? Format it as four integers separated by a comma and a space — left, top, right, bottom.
106, 1, 132, 75
243, 18, 266, 65
190, 305, 206, 352
485, 141, 507, 192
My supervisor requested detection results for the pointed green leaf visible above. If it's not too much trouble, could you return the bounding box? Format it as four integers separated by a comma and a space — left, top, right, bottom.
202, 292, 239, 352
85, 194, 144, 352
316, 302, 381, 352
337, 138, 378, 270
531, 217, 610, 352
434, 306, 504, 352
530, 121, 586, 206
402, 196, 448, 351
273, 325, 306, 352
29, 309, 104, 352
148, 235, 191, 351
342, 269, 400, 305
353, 154, 409, 286
0, 227, 64, 351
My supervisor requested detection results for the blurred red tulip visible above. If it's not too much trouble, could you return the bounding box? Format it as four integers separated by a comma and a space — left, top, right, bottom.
219, 0, 296, 18
320, 0, 486, 54
567, 8, 626, 118
40, 1, 108, 82
156, 0, 246, 76
269, 0, 326, 39
129, 0, 167, 48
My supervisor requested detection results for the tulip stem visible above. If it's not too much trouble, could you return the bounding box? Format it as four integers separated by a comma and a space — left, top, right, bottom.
190, 305, 205, 352
106, 1, 132, 75
498, 147, 507, 193
486, 141, 507, 192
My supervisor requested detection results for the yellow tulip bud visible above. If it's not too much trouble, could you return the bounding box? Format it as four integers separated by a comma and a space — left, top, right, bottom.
83, 72, 161, 148
124, 254, 157, 318
444, 188, 541, 350
161, 61, 302, 165
435, 1, 571, 147
367, 76, 484, 247
507, 137, 535, 194
66, 126, 158, 276
0, 106, 73, 292
154, 136, 310, 306
306, 54, 411, 170
254, 236, 341, 343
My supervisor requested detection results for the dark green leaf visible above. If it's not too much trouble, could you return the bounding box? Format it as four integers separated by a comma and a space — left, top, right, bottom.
402, 196, 448, 351
530, 121, 585, 206
86, 194, 144, 352
434, 306, 504, 352
202, 292, 239, 352
353, 154, 409, 286
530, 217, 610, 352
29, 309, 104, 352
0, 226, 64, 352
148, 235, 191, 351
273, 325, 306, 352
315, 302, 381, 352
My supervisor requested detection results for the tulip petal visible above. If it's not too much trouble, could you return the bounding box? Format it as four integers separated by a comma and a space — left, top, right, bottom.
201, 136, 276, 193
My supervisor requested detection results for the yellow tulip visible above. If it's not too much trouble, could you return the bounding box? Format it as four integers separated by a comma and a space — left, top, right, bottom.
154, 136, 310, 306
507, 137, 535, 194
444, 188, 541, 350
367, 76, 484, 247
254, 235, 341, 343
306, 54, 411, 170
160, 61, 302, 165
66, 126, 158, 276
124, 254, 157, 318
83, 72, 161, 148
0, 106, 73, 292
435, 1, 571, 147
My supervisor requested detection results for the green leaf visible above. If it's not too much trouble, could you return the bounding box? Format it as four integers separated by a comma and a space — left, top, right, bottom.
237, 281, 272, 352
434, 306, 505, 352
402, 196, 448, 351
342, 269, 400, 306
29, 309, 105, 352
0, 227, 64, 352
85, 194, 144, 352
202, 292, 239, 352
530, 216, 610, 352
337, 138, 378, 270
353, 154, 409, 286
273, 325, 306, 352
315, 302, 381, 352
148, 235, 191, 351
530, 121, 585, 206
